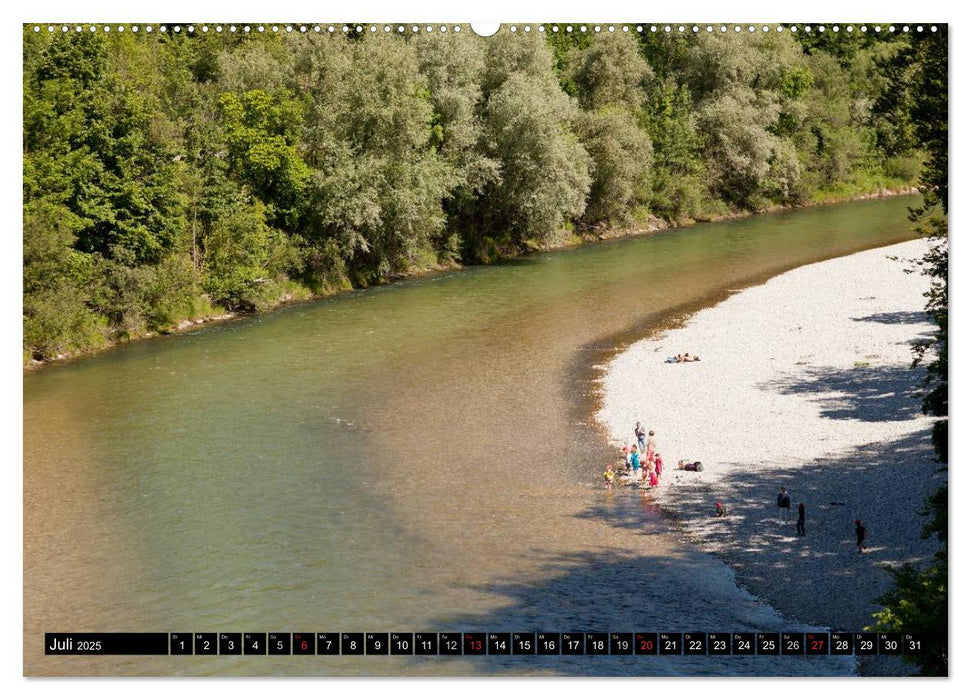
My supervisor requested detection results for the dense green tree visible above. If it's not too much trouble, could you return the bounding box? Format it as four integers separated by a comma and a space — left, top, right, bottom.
696, 86, 799, 207
25, 33, 186, 265
413, 32, 497, 258
574, 109, 652, 227
201, 197, 297, 310
476, 70, 591, 253
563, 32, 655, 228
544, 25, 593, 96
572, 31, 653, 111
217, 40, 289, 94
219, 89, 310, 230
445, 32, 592, 258
480, 29, 558, 96
23, 200, 103, 359
291, 35, 449, 284
641, 78, 707, 222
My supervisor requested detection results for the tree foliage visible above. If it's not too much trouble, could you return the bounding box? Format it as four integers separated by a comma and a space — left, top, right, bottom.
23, 26, 934, 361
866, 25, 947, 677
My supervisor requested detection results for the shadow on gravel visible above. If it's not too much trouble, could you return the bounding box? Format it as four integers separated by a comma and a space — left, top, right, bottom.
421, 550, 852, 676
618, 430, 941, 634
851, 310, 930, 326
759, 364, 926, 423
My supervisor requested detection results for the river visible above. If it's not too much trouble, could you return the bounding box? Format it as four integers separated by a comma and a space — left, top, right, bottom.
23, 195, 920, 676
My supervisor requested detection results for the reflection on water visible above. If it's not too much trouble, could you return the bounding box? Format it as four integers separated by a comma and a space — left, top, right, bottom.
24, 196, 918, 675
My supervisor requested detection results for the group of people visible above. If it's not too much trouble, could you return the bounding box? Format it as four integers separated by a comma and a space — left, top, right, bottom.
604, 422, 664, 488
774, 486, 868, 552
776, 486, 806, 535
603, 436, 872, 554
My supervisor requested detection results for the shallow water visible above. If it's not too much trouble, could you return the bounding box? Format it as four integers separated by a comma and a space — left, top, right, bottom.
24, 196, 920, 675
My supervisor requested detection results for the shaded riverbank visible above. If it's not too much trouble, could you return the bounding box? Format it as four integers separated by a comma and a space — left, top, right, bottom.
596, 239, 943, 675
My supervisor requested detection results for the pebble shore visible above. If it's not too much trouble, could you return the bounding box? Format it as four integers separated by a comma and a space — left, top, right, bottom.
597, 239, 945, 675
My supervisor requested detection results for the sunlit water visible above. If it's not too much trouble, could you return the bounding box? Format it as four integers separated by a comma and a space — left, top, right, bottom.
24, 196, 920, 676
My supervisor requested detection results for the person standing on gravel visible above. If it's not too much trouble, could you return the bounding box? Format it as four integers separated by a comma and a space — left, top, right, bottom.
777, 487, 791, 523
855, 519, 867, 553
796, 502, 806, 536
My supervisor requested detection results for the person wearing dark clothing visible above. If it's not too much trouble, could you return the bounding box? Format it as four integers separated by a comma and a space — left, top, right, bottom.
796, 502, 806, 536
855, 519, 867, 553
777, 487, 791, 523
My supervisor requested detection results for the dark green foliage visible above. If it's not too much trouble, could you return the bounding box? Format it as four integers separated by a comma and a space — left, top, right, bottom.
201, 197, 297, 310
219, 89, 310, 229
449, 32, 592, 258
866, 26, 947, 677
23, 200, 104, 358
25, 34, 186, 265
872, 553, 947, 675
23, 26, 936, 362
911, 221, 947, 461
543, 25, 593, 95
641, 79, 707, 222
909, 32, 948, 215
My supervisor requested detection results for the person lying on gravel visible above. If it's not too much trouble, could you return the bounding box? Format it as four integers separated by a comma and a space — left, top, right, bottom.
667, 353, 701, 363
677, 460, 704, 471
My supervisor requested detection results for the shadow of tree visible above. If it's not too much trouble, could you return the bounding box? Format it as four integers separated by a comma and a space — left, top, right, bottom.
568, 485, 667, 531
418, 550, 854, 676
605, 430, 943, 636
759, 364, 926, 422
852, 310, 930, 325
399, 428, 938, 677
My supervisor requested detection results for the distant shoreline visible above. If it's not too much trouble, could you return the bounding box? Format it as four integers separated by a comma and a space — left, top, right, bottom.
24, 187, 918, 373
596, 239, 943, 676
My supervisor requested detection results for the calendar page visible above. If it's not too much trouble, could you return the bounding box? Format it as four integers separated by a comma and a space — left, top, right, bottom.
21, 7, 948, 682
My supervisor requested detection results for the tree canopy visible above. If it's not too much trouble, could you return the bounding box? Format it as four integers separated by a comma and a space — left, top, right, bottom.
23, 26, 933, 361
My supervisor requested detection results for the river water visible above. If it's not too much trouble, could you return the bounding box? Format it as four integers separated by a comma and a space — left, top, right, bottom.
24, 196, 920, 676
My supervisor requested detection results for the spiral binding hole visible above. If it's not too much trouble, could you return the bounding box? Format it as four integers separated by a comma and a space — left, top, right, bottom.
31, 22, 942, 38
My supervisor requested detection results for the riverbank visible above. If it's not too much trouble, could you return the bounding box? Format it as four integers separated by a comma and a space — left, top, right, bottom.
596, 239, 943, 675
538, 186, 919, 250
24, 187, 918, 372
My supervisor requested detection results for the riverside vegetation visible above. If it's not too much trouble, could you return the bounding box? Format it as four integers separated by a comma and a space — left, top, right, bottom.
24, 25, 934, 363
866, 28, 947, 675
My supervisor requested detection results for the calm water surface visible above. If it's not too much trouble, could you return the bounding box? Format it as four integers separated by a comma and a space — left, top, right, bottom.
24, 197, 920, 675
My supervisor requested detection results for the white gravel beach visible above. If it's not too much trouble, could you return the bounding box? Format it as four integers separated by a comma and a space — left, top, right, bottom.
597, 239, 945, 673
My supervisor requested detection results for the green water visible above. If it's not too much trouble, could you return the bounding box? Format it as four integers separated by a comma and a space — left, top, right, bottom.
24, 196, 920, 676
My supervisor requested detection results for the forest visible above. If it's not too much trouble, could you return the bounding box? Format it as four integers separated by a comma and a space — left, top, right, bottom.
23, 25, 932, 361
